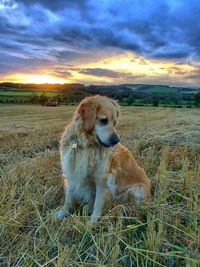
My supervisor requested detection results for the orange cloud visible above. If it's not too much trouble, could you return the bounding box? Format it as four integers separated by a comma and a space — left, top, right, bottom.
0, 52, 198, 86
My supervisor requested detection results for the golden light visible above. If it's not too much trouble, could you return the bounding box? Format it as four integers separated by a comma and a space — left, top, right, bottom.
85, 52, 194, 76
2, 74, 66, 84
69, 52, 196, 85
1, 52, 197, 85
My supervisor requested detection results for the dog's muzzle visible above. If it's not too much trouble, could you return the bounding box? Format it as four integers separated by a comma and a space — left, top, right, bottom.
97, 134, 120, 148
109, 134, 120, 146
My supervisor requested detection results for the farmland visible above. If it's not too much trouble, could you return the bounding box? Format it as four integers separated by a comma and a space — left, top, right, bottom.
1, 82, 200, 107
0, 91, 58, 97
0, 104, 199, 266
140, 86, 181, 94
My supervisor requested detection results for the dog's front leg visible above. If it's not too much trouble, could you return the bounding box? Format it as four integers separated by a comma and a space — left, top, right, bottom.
90, 186, 106, 224
55, 185, 74, 220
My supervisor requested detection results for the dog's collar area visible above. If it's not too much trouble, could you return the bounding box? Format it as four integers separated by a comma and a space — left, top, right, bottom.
71, 139, 94, 150
72, 143, 78, 150
71, 135, 111, 150
96, 135, 110, 148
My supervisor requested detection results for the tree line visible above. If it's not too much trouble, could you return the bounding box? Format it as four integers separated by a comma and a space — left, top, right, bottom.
0, 90, 200, 108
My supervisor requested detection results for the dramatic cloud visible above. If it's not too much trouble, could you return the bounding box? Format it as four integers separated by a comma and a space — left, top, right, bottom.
78, 68, 143, 80
0, 0, 200, 85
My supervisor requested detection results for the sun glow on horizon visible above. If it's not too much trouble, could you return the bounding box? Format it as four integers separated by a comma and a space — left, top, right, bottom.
2, 74, 66, 84
0, 52, 198, 86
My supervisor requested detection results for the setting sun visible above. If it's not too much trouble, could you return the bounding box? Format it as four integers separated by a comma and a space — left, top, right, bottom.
2, 74, 66, 84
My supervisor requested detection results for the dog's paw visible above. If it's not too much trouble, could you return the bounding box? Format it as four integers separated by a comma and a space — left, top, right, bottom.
85, 216, 100, 229
83, 204, 93, 214
54, 209, 68, 220
90, 215, 100, 225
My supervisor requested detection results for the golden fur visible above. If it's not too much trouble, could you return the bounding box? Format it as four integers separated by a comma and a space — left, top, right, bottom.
55, 95, 151, 223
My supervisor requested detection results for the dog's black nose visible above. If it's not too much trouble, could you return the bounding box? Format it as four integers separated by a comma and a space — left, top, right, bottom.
109, 134, 120, 146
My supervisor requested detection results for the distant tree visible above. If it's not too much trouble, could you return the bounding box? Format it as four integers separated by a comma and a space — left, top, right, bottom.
152, 98, 159, 107
127, 97, 135, 105
38, 94, 48, 105
30, 94, 39, 104
163, 97, 173, 105
121, 97, 135, 105
173, 98, 179, 105
194, 92, 200, 107
143, 97, 152, 104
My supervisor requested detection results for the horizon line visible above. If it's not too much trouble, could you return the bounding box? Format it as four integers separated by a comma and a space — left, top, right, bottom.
0, 81, 199, 89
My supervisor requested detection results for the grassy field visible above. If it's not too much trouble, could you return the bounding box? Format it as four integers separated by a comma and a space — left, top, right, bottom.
138, 86, 179, 94
0, 104, 199, 266
0, 91, 58, 97
140, 86, 200, 94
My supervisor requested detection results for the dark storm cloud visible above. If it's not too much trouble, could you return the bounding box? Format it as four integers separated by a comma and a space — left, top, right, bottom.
152, 51, 191, 60
78, 68, 143, 80
48, 50, 86, 61
48, 67, 73, 79
1, 0, 200, 80
79, 68, 122, 78
0, 52, 53, 73
15, 0, 88, 11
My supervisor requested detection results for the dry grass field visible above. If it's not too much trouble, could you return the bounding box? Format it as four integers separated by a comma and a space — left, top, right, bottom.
0, 104, 199, 266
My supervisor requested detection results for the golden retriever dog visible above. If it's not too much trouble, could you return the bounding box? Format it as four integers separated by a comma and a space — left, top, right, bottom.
55, 95, 151, 224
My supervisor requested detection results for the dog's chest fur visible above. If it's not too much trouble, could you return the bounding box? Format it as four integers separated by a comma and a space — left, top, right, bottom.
61, 142, 111, 201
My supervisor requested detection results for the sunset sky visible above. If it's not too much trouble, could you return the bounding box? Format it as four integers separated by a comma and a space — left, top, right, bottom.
0, 0, 200, 86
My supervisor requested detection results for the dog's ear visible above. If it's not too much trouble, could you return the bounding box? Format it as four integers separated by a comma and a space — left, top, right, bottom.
78, 98, 99, 131
110, 99, 120, 118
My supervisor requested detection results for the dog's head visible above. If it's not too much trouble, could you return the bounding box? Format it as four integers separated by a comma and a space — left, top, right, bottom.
78, 95, 120, 147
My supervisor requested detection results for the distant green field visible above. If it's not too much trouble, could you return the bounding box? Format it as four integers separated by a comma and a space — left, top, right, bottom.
145, 86, 179, 94
0, 91, 59, 97
143, 86, 200, 94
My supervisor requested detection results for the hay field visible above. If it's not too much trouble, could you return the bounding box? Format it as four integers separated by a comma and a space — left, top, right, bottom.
0, 104, 199, 266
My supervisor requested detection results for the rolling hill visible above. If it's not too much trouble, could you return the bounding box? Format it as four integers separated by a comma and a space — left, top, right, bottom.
0, 82, 199, 106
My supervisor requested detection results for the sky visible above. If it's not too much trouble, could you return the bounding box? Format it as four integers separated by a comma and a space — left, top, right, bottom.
0, 0, 200, 86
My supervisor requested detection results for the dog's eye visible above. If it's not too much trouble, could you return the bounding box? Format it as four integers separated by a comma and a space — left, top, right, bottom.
100, 118, 108, 125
